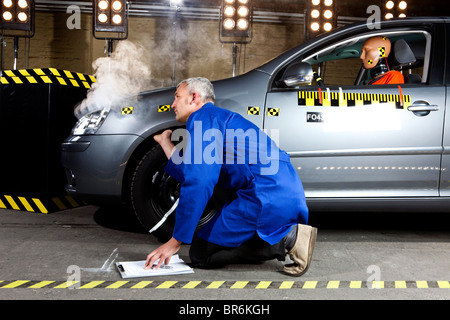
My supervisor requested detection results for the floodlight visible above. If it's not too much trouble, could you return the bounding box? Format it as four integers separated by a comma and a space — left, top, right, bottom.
220, 0, 252, 39
0, 0, 34, 32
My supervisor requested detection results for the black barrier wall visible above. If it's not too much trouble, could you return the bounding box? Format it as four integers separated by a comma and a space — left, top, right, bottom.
0, 68, 95, 213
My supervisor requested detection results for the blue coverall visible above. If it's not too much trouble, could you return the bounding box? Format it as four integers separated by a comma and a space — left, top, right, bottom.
165, 103, 308, 249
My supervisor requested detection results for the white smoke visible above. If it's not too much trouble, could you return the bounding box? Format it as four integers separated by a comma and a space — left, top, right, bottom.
75, 40, 151, 118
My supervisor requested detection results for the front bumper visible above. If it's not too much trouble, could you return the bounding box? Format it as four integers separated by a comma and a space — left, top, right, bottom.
61, 134, 144, 204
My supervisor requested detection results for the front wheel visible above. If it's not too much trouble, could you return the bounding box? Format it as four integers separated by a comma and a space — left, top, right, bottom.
130, 145, 218, 242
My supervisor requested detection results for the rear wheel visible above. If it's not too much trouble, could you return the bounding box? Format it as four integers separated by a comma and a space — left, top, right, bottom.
130, 145, 218, 242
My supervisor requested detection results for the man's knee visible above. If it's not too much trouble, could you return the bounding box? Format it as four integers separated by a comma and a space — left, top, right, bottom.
189, 236, 224, 268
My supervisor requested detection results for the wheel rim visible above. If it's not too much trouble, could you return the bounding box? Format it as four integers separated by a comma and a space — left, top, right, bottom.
149, 161, 217, 230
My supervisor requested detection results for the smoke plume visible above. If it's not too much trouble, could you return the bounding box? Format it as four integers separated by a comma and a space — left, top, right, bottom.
75, 40, 151, 118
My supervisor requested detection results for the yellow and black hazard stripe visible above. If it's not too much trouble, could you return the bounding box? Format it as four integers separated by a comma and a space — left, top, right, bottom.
1, 279, 449, 289
158, 105, 171, 112
298, 91, 411, 109
0, 194, 84, 214
0, 68, 96, 89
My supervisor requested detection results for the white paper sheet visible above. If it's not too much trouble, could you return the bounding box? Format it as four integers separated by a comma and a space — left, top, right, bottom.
115, 255, 194, 278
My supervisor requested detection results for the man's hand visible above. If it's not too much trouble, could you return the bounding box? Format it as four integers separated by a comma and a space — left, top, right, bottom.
144, 237, 182, 270
153, 129, 175, 160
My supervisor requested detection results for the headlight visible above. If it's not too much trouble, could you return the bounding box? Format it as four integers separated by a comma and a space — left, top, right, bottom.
72, 109, 109, 135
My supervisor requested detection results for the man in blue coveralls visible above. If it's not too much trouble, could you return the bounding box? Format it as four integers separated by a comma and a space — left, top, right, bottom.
144, 77, 317, 276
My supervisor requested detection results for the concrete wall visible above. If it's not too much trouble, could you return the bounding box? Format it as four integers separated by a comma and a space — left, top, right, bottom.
1, 11, 304, 90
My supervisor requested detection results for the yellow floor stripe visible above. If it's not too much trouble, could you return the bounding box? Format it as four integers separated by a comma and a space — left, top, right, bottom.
130, 281, 153, 289
156, 281, 177, 289
230, 281, 249, 289
416, 281, 428, 288
1, 280, 30, 288
255, 281, 272, 289
371, 281, 384, 289
279, 281, 294, 289
106, 281, 129, 289
303, 281, 318, 289
28, 281, 55, 289
327, 281, 340, 289
207, 281, 225, 289
1, 279, 450, 290
0, 199, 6, 209
79, 281, 105, 289
183, 281, 202, 289
349, 281, 362, 288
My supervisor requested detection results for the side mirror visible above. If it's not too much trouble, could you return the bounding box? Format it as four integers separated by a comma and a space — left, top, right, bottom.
280, 62, 314, 87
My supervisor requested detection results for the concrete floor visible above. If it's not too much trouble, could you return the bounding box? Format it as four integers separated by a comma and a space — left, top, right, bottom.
1, 205, 450, 306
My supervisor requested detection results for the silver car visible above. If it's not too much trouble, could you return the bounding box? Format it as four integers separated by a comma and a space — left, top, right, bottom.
61, 17, 450, 239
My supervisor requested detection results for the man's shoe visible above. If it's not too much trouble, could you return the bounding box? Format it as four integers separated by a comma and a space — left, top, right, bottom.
283, 224, 317, 277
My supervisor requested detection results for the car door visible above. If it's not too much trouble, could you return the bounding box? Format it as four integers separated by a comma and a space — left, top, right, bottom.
264, 29, 445, 199
440, 22, 450, 197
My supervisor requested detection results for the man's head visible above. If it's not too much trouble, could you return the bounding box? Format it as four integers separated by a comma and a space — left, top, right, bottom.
360, 36, 392, 69
172, 77, 215, 123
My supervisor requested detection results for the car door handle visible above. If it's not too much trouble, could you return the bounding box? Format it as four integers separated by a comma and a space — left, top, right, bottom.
407, 101, 439, 112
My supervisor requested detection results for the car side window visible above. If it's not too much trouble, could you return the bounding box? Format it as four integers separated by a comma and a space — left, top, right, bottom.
318, 57, 362, 86
272, 30, 431, 89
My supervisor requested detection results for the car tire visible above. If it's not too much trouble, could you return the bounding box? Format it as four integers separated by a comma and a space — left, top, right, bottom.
130, 145, 219, 242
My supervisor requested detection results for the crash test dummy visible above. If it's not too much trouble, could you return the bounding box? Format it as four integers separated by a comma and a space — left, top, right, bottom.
360, 36, 404, 85
144, 77, 317, 276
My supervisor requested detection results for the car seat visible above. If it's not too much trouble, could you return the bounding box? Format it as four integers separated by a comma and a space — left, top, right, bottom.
391, 39, 422, 84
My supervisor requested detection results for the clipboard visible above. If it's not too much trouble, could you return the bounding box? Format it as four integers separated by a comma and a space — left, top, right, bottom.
115, 254, 194, 278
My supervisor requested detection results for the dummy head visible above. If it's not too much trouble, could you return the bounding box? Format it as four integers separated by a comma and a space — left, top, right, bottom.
360, 36, 392, 69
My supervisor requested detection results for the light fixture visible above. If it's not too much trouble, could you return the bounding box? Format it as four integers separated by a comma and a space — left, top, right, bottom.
385, 1, 407, 19
0, 0, 34, 32
306, 0, 336, 39
92, 0, 129, 57
93, 0, 128, 36
220, 0, 252, 40
220, 0, 253, 78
